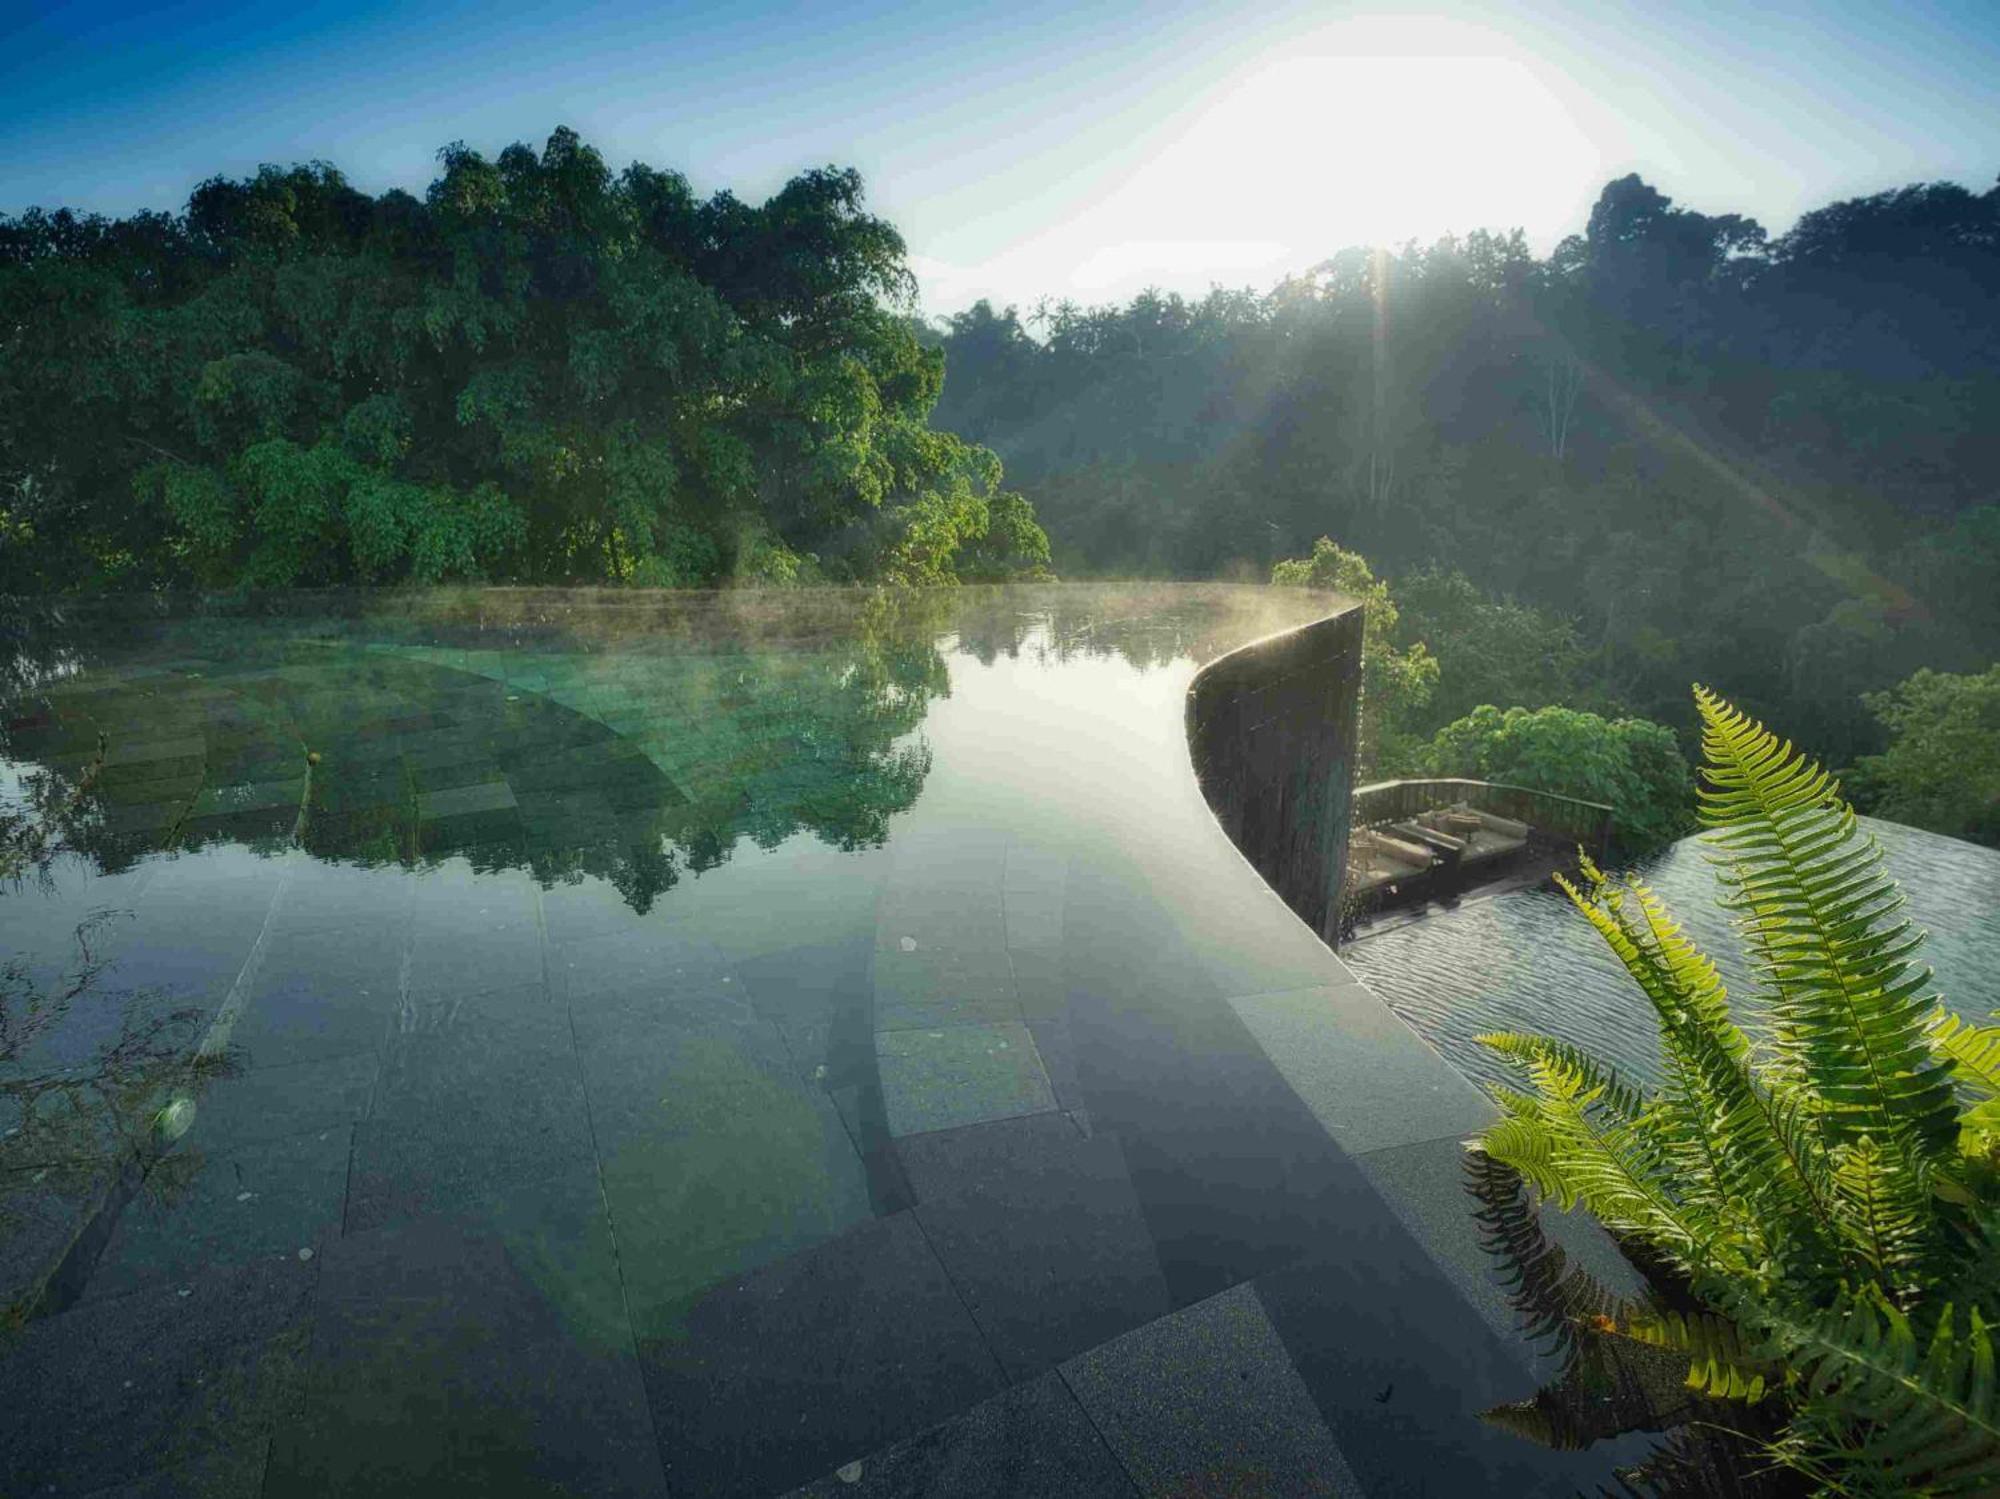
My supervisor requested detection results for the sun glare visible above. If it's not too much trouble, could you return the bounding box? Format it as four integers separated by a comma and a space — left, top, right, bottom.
1076, 47, 1604, 290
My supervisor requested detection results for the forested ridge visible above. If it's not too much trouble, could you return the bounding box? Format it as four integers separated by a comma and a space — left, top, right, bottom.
4, 137, 1996, 839
0, 128, 1051, 596
930, 173, 2000, 787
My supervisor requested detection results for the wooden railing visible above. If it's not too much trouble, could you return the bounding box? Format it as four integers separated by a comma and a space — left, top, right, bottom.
1351, 777, 1615, 857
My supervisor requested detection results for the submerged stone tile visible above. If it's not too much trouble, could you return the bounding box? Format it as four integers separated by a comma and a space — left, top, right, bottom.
415, 781, 518, 822
872, 943, 1019, 1031
1355, 1133, 1649, 1381
0, 1255, 315, 1499
1059, 1282, 1365, 1499
1254, 1243, 1646, 1498
346, 990, 592, 1232
587, 1013, 875, 1329
267, 1174, 663, 1498
75, 1441, 271, 1499
181, 1050, 379, 1147
877, 1022, 1058, 1137
876, 884, 1009, 954
81, 1125, 354, 1302
902, 1113, 1171, 1377
1225, 984, 1494, 1156
638, 1210, 1003, 1499
550, 923, 733, 1006
781, 1370, 1137, 1498
1007, 944, 1068, 1021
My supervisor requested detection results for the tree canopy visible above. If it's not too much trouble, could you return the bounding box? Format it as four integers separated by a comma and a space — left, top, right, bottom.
1425, 702, 1695, 852
932, 173, 2000, 778
0, 130, 1051, 592
1849, 664, 2000, 847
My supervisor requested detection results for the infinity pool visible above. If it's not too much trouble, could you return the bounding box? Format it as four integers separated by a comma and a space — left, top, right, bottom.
2, 585, 1652, 1498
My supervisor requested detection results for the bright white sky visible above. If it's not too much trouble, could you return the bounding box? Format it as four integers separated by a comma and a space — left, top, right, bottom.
5, 0, 1997, 317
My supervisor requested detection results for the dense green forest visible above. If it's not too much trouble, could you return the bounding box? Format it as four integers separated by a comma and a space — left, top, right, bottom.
0, 129, 1051, 593
930, 173, 2000, 819
4, 136, 1995, 841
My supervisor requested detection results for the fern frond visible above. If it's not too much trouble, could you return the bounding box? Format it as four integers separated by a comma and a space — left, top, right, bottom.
1476, 1029, 1648, 1123
1828, 1134, 1937, 1299
1626, 1306, 1774, 1402
1464, 1149, 1634, 1364
1929, 1008, 2000, 1101
1477, 1091, 1727, 1274
1769, 1289, 2000, 1496
1694, 686, 1960, 1168
1557, 863, 1843, 1272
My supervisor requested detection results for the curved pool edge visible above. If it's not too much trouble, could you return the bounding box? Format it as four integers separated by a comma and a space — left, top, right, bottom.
1176, 600, 1659, 1375
1176, 599, 1496, 1153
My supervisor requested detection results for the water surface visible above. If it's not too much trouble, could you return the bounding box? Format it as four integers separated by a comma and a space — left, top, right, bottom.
1344, 818, 2000, 1097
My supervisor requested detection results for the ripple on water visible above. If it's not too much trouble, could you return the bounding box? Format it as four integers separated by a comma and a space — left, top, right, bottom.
1344, 818, 2000, 1098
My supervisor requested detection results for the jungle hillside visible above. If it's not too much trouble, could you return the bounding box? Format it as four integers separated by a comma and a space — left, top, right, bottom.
3, 133, 1997, 840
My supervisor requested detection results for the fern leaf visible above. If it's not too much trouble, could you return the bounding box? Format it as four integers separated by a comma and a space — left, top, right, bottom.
1557, 864, 1843, 1273
1930, 1008, 2000, 1101
1463, 1148, 1634, 1364
1476, 1030, 1648, 1124
1769, 1288, 2000, 1496
1694, 686, 1960, 1167
1625, 1306, 1773, 1402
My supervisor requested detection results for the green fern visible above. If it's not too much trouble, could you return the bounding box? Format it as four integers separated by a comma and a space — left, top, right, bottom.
1472, 687, 2000, 1495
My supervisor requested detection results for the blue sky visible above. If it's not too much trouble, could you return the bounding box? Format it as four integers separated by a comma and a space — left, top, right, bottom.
4, 0, 1997, 315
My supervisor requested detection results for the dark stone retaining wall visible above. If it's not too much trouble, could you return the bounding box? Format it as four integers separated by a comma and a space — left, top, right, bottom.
1186, 603, 1364, 948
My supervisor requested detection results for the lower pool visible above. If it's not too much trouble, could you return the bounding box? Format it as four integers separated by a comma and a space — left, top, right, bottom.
1344, 816, 2000, 1097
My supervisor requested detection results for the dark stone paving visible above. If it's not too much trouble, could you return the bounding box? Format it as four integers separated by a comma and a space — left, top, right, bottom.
265, 1173, 662, 1499
1, 1256, 314, 1498
779, 1371, 1137, 1498
0, 591, 1661, 1498
901, 1113, 1172, 1378
637, 1211, 1004, 1498
1060, 1282, 1364, 1498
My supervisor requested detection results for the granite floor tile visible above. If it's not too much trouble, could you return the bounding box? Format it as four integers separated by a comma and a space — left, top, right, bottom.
1225, 985, 1493, 1156
781, 1370, 1138, 1499
550, 924, 733, 1006
637, 1211, 1004, 1499
266, 1175, 663, 1498
1255, 1246, 1651, 1497
77, 1442, 271, 1499
346, 989, 592, 1232
872, 943, 1018, 1031
181, 1050, 379, 1146
589, 1027, 875, 1328
902, 1113, 1171, 1376
1355, 1134, 1648, 1381
81, 1125, 354, 1302
0, 1255, 316, 1498
1059, 1281, 1365, 1499
877, 1022, 1058, 1137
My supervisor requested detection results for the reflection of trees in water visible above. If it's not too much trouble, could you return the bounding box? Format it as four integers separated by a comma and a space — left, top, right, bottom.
0, 589, 962, 914
2, 905, 229, 1328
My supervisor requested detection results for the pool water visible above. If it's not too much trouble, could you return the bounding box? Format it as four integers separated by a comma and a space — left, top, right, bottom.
1344, 817, 2000, 1097
1, 585, 1661, 1498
